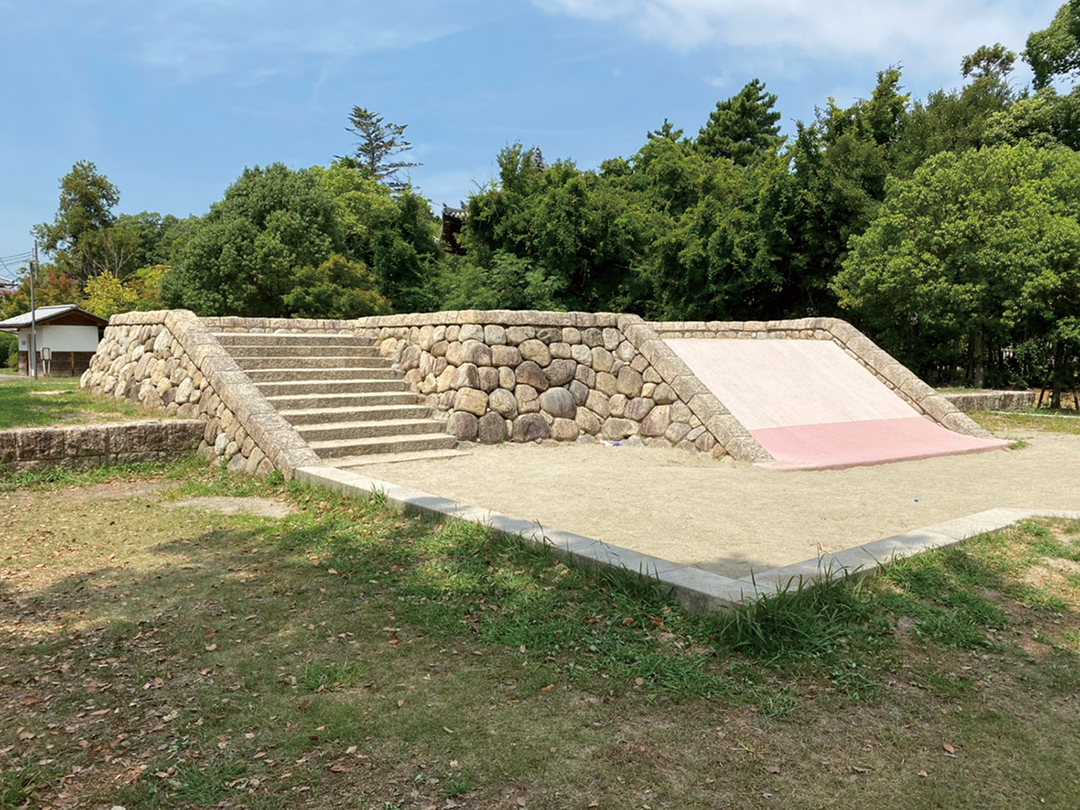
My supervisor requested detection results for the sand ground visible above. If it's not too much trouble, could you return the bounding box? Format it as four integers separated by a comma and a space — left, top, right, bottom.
354, 427, 1080, 579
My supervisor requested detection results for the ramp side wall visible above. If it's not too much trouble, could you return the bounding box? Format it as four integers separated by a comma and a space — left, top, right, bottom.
648, 318, 992, 439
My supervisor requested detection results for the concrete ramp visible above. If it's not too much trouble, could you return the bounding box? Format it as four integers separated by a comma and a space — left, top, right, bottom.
666, 339, 1009, 470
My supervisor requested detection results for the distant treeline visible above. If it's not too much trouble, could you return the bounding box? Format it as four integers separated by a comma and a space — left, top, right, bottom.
7, 3, 1080, 403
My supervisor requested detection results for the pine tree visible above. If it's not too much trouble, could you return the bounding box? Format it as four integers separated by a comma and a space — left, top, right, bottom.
696, 79, 784, 166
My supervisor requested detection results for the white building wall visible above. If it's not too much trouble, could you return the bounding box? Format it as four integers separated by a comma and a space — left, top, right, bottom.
17, 324, 101, 352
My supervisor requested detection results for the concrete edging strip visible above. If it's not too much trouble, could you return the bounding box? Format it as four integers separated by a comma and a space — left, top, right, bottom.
293, 465, 1080, 614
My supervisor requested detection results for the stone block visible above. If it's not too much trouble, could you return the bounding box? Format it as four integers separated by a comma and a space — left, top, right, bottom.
453, 388, 488, 417
544, 359, 576, 387
608, 394, 628, 418
601, 417, 639, 440
574, 364, 596, 387
0, 432, 16, 464
498, 366, 516, 390
591, 347, 614, 372
616, 366, 644, 397
562, 327, 582, 344
581, 327, 603, 347
452, 363, 481, 391
491, 344, 521, 367
640, 405, 671, 437
489, 388, 518, 419
461, 339, 492, 366
69, 426, 108, 457
478, 412, 508, 444
624, 396, 655, 422
537, 326, 562, 343
595, 371, 618, 397
478, 366, 500, 392
539, 387, 576, 419
519, 339, 551, 367
506, 326, 535, 345
512, 413, 550, 442
550, 341, 572, 360
568, 379, 589, 406
16, 429, 65, 460
575, 408, 602, 435
514, 360, 549, 392
515, 384, 540, 414
484, 324, 507, 345
602, 328, 621, 351
447, 411, 479, 441
551, 418, 579, 442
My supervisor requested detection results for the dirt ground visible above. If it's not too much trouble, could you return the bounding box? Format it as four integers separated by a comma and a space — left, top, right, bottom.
354, 428, 1080, 579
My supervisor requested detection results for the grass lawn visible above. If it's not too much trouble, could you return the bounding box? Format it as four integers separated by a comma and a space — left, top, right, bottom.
0, 376, 146, 429
970, 408, 1080, 436
1, 460, 1078, 809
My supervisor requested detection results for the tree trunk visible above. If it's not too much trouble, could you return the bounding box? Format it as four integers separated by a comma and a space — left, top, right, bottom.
972, 324, 985, 389
1051, 338, 1065, 410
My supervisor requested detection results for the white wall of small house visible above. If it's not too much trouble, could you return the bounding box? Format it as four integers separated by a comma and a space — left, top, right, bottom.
17, 324, 100, 353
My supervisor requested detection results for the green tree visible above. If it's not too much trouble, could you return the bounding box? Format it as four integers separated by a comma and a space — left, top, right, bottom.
33, 161, 123, 280
343, 107, 419, 189
696, 79, 785, 166
82, 271, 139, 319
284, 254, 392, 319
163, 164, 342, 317
1025, 0, 1080, 89
834, 143, 1080, 402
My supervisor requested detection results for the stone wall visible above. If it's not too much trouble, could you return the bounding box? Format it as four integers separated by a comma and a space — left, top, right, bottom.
648, 317, 992, 439
0, 420, 202, 473
351, 311, 770, 461
944, 390, 1036, 412
80, 310, 322, 477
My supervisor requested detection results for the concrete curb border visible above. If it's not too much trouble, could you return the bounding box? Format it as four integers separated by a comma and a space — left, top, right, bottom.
293, 464, 1080, 614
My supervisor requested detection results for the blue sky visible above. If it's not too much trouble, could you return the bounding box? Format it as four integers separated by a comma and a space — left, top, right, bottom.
0, 0, 1062, 269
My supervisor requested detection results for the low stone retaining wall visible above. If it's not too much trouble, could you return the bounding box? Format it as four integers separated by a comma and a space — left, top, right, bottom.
0, 420, 202, 473
80, 310, 324, 477
944, 390, 1036, 412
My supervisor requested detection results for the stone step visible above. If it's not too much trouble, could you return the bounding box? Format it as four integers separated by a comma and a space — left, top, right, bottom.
227, 345, 384, 359
278, 404, 433, 424
325, 448, 471, 468
233, 356, 391, 370
213, 333, 375, 348
295, 418, 447, 442
244, 365, 392, 382
256, 378, 409, 397
308, 433, 459, 459
265, 391, 422, 410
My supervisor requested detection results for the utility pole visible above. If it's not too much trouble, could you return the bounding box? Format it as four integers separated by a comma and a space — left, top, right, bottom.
30, 243, 38, 379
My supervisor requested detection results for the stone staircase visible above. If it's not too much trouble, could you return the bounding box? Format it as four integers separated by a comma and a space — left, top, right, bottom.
214, 332, 462, 468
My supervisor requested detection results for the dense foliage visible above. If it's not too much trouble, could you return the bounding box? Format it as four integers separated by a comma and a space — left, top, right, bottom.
11, 2, 1080, 401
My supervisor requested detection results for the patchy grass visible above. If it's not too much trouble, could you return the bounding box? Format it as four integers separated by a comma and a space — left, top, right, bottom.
971, 409, 1080, 436
0, 376, 146, 429
2, 463, 1079, 808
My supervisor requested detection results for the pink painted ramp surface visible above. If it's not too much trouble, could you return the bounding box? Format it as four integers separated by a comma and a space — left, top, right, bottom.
665, 338, 1008, 470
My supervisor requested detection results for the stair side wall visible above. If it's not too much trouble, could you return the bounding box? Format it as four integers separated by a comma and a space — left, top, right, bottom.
80, 310, 322, 477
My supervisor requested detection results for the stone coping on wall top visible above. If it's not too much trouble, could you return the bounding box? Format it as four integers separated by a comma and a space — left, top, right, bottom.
293, 465, 1080, 614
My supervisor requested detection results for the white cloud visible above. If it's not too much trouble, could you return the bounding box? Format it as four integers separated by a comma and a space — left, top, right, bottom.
532, 1, 1060, 75
124, 0, 466, 83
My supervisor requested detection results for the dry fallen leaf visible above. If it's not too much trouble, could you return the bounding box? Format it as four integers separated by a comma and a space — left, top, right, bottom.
918, 770, 928, 778
397, 699, 405, 708
765, 765, 781, 775
942, 743, 956, 755
541, 684, 555, 692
